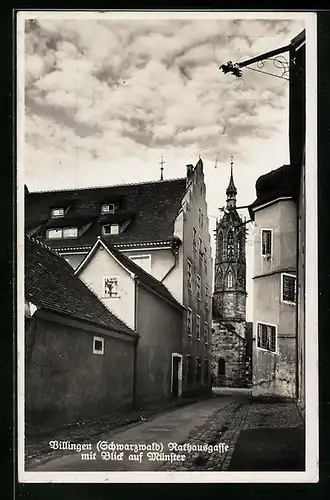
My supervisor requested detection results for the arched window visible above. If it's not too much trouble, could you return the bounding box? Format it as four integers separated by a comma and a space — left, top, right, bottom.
227, 271, 233, 288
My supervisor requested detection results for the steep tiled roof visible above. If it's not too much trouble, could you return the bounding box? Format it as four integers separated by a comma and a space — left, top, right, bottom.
26, 178, 187, 249
25, 235, 136, 336
76, 237, 184, 310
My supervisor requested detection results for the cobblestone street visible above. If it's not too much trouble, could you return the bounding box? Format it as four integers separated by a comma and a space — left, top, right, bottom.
25, 390, 305, 473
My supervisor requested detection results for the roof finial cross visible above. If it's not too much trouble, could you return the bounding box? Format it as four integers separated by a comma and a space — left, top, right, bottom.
159, 155, 165, 181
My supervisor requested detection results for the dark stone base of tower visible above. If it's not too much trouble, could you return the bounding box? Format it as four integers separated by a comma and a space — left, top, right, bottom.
211, 321, 252, 388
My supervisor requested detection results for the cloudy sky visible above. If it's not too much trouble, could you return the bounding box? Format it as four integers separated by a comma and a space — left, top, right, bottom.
20, 11, 306, 319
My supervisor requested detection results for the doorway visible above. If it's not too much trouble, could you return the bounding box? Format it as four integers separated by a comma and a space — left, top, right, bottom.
218, 357, 226, 386
171, 353, 183, 397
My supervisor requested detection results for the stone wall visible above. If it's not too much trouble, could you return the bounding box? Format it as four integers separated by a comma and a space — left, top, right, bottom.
211, 321, 248, 388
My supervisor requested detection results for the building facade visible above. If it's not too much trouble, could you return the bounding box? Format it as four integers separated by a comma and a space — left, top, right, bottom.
249, 165, 297, 398
25, 236, 137, 433
212, 160, 249, 387
25, 158, 213, 397
75, 237, 184, 404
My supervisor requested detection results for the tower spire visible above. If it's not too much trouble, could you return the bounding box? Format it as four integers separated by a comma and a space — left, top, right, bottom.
226, 156, 237, 208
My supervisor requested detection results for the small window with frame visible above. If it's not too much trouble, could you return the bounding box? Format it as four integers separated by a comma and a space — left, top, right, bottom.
192, 226, 197, 249
261, 229, 272, 257
101, 203, 116, 214
51, 208, 65, 218
47, 228, 63, 239
187, 307, 192, 336
187, 259, 192, 290
257, 322, 277, 353
93, 336, 104, 355
196, 275, 201, 300
196, 314, 201, 341
103, 224, 119, 235
281, 273, 296, 304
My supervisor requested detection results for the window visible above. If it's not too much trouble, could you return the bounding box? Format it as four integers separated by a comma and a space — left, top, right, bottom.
103, 277, 119, 298
187, 308, 192, 336
51, 208, 64, 218
93, 336, 104, 355
187, 355, 194, 384
63, 227, 78, 238
196, 315, 201, 340
103, 224, 119, 235
196, 356, 202, 383
199, 237, 203, 256
282, 273, 296, 304
261, 229, 272, 257
129, 255, 151, 273
204, 322, 208, 344
47, 228, 63, 239
199, 208, 203, 228
192, 226, 197, 249
227, 271, 233, 288
205, 285, 209, 312
101, 203, 116, 214
197, 275, 201, 300
203, 359, 209, 383
257, 323, 277, 353
47, 227, 78, 239
187, 259, 192, 290
204, 247, 208, 270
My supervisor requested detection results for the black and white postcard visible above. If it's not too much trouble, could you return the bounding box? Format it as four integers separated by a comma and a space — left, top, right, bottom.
17, 10, 318, 483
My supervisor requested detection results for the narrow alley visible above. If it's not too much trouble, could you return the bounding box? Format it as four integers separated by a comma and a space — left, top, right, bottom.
25, 390, 304, 473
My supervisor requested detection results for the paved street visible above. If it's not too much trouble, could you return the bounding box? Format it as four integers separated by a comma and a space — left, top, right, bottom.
25, 390, 305, 472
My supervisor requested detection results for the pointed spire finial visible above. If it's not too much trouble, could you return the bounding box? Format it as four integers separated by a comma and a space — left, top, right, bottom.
226, 155, 237, 208
159, 155, 165, 181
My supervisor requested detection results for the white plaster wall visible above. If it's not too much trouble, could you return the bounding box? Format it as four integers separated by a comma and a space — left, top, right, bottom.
78, 246, 135, 330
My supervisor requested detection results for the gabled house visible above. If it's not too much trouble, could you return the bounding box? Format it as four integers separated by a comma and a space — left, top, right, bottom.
25, 158, 213, 397
74, 236, 185, 404
25, 235, 137, 433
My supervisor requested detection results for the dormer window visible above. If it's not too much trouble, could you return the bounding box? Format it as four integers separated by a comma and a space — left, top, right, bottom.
47, 228, 63, 239
51, 208, 65, 218
47, 227, 78, 239
63, 227, 78, 238
101, 203, 116, 214
103, 224, 119, 235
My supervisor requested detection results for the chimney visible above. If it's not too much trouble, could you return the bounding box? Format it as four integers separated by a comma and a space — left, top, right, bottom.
186, 164, 194, 180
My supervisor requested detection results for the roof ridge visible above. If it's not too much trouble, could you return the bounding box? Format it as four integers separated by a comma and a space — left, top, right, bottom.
26, 234, 67, 261
28, 177, 186, 194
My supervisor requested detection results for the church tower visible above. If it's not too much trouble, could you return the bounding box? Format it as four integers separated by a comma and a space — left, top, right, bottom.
213, 157, 247, 328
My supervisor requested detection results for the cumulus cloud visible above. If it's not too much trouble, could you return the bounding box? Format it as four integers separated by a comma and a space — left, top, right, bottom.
23, 15, 304, 191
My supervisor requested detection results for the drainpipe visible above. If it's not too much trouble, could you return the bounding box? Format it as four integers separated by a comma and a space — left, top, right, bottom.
160, 236, 182, 283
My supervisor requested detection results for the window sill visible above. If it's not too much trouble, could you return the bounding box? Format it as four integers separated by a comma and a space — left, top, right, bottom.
282, 299, 296, 306
256, 345, 277, 354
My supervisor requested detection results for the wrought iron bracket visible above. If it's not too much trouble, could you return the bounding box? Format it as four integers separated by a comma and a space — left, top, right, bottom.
220, 42, 291, 80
